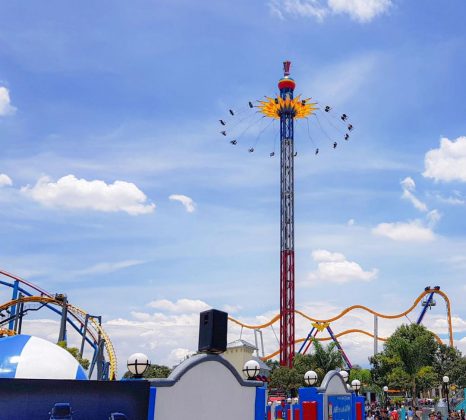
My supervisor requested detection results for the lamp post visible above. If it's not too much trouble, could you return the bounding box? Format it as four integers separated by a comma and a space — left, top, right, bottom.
351, 379, 361, 396
243, 360, 260, 380
304, 370, 318, 387
443, 375, 450, 415
127, 353, 150, 379
340, 370, 349, 383
383, 386, 389, 408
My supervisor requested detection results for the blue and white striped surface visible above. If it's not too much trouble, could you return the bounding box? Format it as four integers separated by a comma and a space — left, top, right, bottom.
0, 334, 87, 380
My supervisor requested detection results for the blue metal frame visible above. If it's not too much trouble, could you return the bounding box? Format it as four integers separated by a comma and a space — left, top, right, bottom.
298, 326, 315, 354
417, 292, 434, 324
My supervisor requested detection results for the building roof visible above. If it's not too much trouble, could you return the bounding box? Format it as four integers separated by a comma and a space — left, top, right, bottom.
227, 339, 257, 350
252, 356, 271, 372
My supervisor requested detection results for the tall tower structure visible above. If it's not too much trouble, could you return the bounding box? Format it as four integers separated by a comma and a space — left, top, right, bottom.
223, 62, 351, 367
278, 61, 296, 368
257, 62, 316, 368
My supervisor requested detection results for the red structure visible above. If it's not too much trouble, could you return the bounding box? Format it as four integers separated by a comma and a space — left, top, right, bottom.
279, 61, 296, 367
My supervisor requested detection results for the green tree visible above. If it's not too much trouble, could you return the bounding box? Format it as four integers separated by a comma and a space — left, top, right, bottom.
270, 339, 345, 394
370, 324, 439, 403
433, 344, 466, 388
57, 341, 90, 370
123, 364, 172, 379
293, 340, 344, 384
349, 367, 372, 392
269, 366, 302, 395
265, 359, 280, 374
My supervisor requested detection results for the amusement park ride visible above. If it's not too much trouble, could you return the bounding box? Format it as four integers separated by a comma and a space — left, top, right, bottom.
0, 63, 456, 381
229, 285, 454, 369
219, 62, 454, 368
0, 269, 116, 380
219, 61, 354, 367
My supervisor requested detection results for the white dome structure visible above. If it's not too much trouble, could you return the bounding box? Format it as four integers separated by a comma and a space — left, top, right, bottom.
0, 334, 88, 380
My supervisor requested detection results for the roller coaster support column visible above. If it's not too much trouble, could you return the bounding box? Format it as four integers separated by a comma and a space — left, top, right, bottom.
279, 60, 296, 367
79, 314, 90, 358
13, 293, 24, 334
327, 326, 352, 369
8, 279, 19, 330
87, 315, 107, 380
57, 294, 68, 344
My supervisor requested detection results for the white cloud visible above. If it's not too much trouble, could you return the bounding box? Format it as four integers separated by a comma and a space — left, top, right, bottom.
269, 0, 328, 20
169, 194, 196, 213
433, 192, 465, 206
328, 0, 392, 22
423, 136, 466, 183
428, 316, 466, 334
372, 220, 435, 242
0, 173, 13, 187
307, 249, 378, 285
168, 348, 195, 365
426, 209, 441, 227
21, 175, 155, 215
302, 53, 379, 108
269, 0, 391, 22
72, 260, 145, 276
0, 86, 16, 116
148, 298, 211, 314
347, 218, 355, 226
401, 176, 428, 212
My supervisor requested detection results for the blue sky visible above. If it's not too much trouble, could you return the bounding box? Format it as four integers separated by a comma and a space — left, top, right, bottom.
1, 0, 466, 374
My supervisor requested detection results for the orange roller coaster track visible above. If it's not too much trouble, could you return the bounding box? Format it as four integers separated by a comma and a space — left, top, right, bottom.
228, 288, 453, 361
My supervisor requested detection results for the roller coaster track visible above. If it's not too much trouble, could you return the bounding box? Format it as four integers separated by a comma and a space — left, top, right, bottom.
0, 269, 117, 379
0, 296, 117, 378
0, 296, 117, 379
229, 288, 453, 361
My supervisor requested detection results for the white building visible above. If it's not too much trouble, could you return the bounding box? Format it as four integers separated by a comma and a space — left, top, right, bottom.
222, 339, 271, 378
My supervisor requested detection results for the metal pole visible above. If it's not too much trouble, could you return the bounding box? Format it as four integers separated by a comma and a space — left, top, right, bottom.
260, 329, 265, 358
58, 295, 68, 344
13, 293, 23, 333
279, 60, 295, 368
446, 384, 450, 415
17, 301, 24, 334
79, 315, 90, 357
8, 280, 19, 330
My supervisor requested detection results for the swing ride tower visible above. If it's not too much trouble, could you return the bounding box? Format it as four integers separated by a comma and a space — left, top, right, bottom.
221, 61, 353, 368
257, 61, 317, 367
278, 61, 296, 368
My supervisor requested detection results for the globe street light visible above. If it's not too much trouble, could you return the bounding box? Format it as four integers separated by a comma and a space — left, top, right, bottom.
443, 375, 450, 414
243, 360, 260, 380
383, 386, 389, 408
304, 370, 318, 386
340, 370, 348, 383
351, 379, 361, 396
127, 353, 150, 379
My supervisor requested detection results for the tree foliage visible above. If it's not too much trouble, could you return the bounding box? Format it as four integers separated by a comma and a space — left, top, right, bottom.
270, 340, 345, 394
349, 366, 372, 392
57, 341, 90, 370
433, 344, 466, 388
123, 364, 172, 379
370, 324, 444, 400
269, 366, 303, 395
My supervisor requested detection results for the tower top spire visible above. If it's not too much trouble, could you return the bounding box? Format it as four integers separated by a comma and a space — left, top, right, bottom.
283, 61, 291, 77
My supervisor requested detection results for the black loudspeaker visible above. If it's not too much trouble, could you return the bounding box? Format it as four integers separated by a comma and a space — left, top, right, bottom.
198, 309, 228, 354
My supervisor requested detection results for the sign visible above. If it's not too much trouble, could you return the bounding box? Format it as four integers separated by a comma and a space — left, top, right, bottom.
328, 395, 352, 420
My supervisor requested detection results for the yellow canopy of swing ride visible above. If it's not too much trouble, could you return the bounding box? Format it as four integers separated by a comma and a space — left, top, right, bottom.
257, 94, 318, 119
